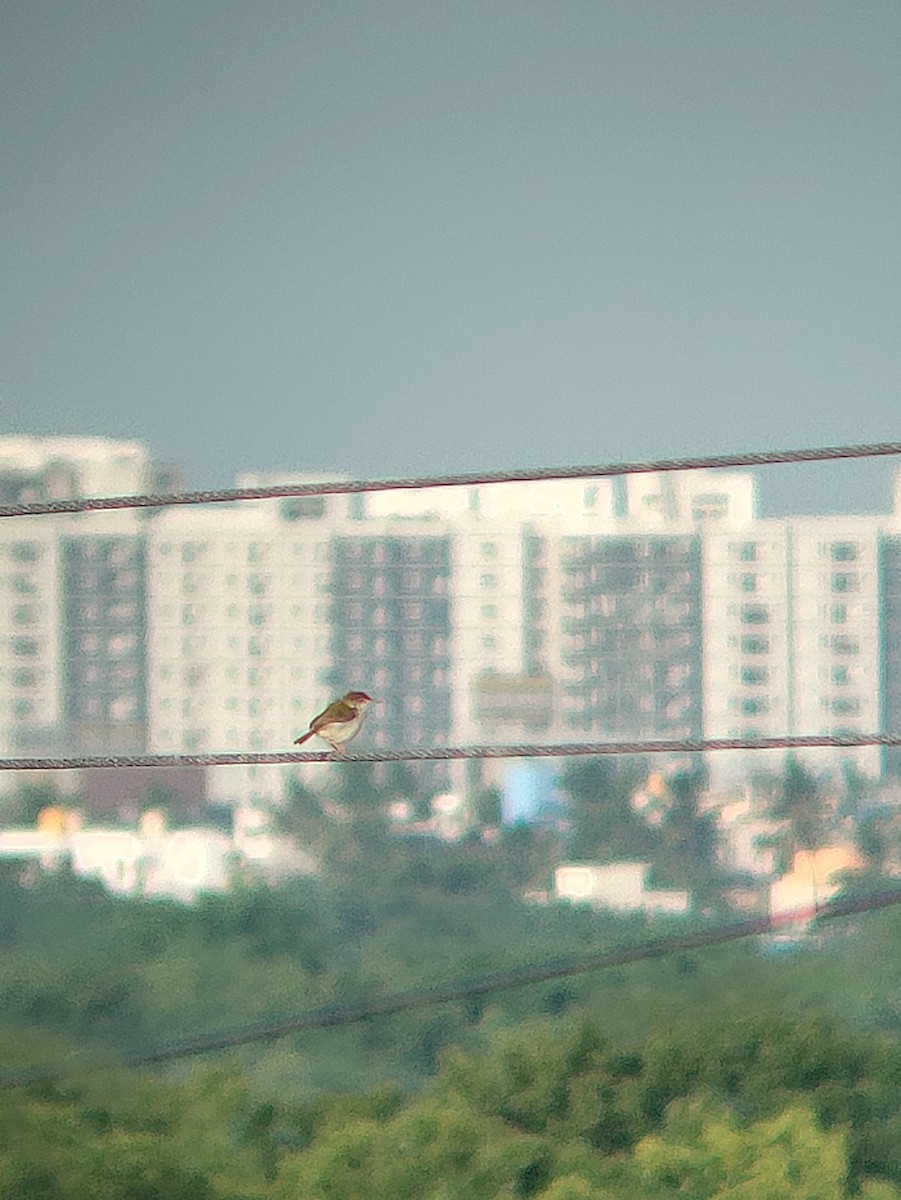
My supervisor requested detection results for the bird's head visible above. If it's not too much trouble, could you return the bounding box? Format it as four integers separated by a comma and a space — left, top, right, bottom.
344, 690, 374, 710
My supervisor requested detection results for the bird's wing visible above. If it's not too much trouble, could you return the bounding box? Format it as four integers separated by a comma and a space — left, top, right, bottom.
310, 698, 355, 730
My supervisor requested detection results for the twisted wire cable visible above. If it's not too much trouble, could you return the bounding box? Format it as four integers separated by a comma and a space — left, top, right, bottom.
1, 439, 899, 518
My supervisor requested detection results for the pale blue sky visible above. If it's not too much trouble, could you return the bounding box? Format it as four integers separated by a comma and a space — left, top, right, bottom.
1, 2, 899, 514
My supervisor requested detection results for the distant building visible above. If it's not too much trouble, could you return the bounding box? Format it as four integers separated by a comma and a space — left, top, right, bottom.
0, 436, 151, 758
500, 761, 565, 827
8, 434, 901, 815
0, 806, 316, 903
768, 845, 864, 925
554, 860, 691, 915
61, 532, 147, 753
330, 533, 453, 792
0, 435, 150, 504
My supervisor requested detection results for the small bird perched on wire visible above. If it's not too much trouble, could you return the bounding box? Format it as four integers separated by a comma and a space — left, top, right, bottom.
294, 691, 374, 754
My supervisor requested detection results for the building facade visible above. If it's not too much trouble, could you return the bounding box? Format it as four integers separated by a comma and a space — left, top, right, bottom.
3, 437, 901, 807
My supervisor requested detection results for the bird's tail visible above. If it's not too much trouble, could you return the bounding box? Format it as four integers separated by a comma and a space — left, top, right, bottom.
294, 730, 314, 746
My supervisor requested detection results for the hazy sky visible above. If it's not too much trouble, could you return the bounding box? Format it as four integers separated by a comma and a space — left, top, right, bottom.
2, 2, 899, 514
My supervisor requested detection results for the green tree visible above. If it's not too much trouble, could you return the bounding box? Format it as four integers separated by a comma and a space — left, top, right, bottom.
272, 775, 331, 858
767, 755, 827, 871
629, 1097, 849, 1199
654, 764, 718, 893
559, 758, 652, 861
0, 781, 64, 827
473, 785, 502, 829
840, 760, 874, 820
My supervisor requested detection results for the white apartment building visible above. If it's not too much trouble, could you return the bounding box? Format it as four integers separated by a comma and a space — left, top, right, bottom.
0, 435, 151, 502
0, 517, 63, 756
0, 437, 151, 760
145, 492, 343, 808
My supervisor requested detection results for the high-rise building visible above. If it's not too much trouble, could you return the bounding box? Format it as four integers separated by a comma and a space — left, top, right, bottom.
61, 527, 147, 753
5, 435, 901, 807
0, 438, 151, 758
0, 436, 150, 504
554, 533, 702, 740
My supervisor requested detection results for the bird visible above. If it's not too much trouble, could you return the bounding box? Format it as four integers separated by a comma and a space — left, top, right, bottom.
294, 691, 374, 754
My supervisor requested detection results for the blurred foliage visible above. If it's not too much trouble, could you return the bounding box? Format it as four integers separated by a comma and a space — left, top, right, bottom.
1, 757, 901, 1194
4, 1015, 901, 1197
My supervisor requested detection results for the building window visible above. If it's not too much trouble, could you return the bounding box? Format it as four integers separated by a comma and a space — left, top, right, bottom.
740, 697, 769, 715
281, 496, 326, 521
481, 542, 498, 558
740, 574, 757, 593
832, 665, 850, 685
832, 604, 847, 624
692, 493, 730, 520
832, 635, 860, 655
831, 542, 858, 562
114, 569, 139, 591
739, 542, 758, 562
109, 634, 137, 657
832, 696, 860, 715
740, 604, 769, 625
741, 635, 769, 655
480, 574, 497, 588
741, 666, 769, 685
832, 573, 859, 593
110, 696, 137, 721
10, 543, 41, 562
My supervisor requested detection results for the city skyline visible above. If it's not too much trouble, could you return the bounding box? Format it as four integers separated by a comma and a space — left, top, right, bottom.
3, 434, 901, 814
